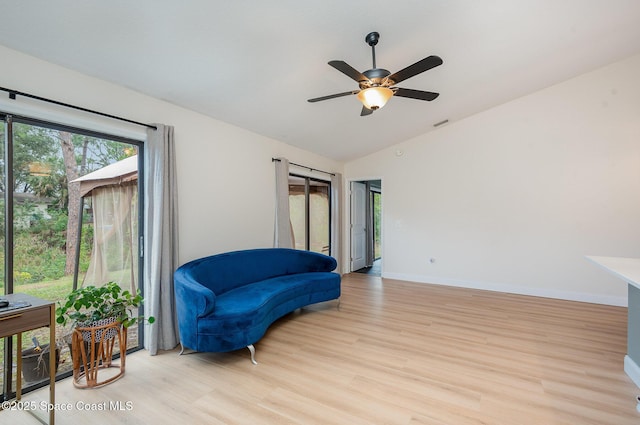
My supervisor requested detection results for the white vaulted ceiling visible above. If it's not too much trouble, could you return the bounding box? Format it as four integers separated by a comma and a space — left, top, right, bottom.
1, 1, 640, 161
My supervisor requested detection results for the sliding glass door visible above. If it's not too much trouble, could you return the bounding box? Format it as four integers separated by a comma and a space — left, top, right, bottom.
288, 175, 330, 254
1, 114, 143, 400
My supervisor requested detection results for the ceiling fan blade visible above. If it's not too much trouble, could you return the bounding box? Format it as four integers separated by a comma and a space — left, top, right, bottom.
360, 106, 373, 116
387, 55, 443, 85
328, 60, 369, 83
393, 88, 440, 101
307, 90, 358, 103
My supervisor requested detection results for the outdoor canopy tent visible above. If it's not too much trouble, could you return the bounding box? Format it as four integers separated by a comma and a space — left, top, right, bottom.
71, 155, 139, 292
75, 155, 138, 197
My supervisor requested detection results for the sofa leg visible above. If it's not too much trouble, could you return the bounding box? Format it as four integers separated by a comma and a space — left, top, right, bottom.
337, 298, 341, 310
247, 344, 258, 365
178, 343, 196, 355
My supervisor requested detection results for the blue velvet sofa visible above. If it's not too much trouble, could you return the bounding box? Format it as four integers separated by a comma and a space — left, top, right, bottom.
174, 248, 341, 363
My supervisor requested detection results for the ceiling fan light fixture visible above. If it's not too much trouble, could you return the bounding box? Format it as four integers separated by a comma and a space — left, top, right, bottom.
357, 87, 393, 110
307, 32, 442, 115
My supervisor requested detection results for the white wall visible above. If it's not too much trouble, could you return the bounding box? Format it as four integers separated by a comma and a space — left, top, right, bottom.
3, 44, 638, 305
345, 53, 640, 306
0, 45, 342, 264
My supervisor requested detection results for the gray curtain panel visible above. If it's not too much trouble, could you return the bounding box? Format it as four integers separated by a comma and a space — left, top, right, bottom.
274, 157, 294, 248
144, 124, 180, 355
330, 172, 343, 274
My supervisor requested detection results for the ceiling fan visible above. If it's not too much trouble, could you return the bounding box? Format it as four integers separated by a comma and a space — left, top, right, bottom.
308, 31, 443, 116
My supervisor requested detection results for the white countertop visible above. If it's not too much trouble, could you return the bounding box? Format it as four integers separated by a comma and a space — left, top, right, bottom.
587, 256, 640, 289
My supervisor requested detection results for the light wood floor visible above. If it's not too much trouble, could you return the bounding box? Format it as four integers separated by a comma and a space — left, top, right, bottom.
6, 273, 640, 424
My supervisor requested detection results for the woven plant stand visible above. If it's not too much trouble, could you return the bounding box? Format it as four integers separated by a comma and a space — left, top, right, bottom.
72, 318, 127, 388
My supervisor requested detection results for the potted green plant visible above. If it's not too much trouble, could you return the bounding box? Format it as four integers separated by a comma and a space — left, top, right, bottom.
56, 282, 154, 388
56, 281, 155, 331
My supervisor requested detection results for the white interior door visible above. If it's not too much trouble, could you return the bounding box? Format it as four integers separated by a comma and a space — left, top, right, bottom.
351, 181, 367, 271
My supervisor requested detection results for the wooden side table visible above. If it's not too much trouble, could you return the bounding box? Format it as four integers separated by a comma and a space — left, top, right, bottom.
0, 293, 56, 424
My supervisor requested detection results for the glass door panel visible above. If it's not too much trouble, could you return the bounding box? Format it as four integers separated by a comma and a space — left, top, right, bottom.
288, 175, 306, 251
1, 117, 141, 398
0, 120, 5, 397
309, 181, 329, 254
373, 191, 382, 259
288, 174, 330, 254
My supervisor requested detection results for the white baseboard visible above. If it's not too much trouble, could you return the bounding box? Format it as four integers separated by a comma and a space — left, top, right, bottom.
625, 355, 640, 389
381, 272, 627, 307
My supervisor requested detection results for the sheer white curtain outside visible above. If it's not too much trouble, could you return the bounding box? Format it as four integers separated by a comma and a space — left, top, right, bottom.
274, 157, 294, 248
82, 184, 138, 292
144, 124, 180, 355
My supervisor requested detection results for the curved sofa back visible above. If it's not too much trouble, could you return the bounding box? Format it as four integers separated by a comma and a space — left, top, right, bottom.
175, 248, 338, 295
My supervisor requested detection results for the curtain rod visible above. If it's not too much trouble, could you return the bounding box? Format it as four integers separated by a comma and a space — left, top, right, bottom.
272, 158, 335, 176
0, 86, 157, 130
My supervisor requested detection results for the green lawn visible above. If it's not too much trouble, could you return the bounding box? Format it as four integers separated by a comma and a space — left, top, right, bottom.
4, 275, 75, 303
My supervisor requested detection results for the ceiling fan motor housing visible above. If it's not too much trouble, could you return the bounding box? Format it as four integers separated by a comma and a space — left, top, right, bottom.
360, 68, 391, 89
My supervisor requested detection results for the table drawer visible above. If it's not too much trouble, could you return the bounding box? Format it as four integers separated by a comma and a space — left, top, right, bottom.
0, 305, 51, 338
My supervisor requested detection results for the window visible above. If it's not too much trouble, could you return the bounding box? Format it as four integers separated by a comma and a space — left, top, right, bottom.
372, 190, 382, 259
288, 175, 330, 254
1, 114, 143, 400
